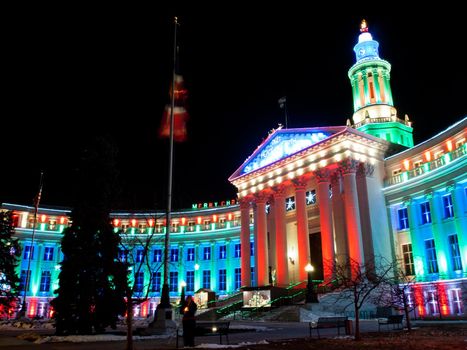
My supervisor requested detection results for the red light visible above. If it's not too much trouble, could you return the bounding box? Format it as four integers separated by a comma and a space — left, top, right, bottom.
403, 159, 410, 170
446, 140, 453, 152
228, 213, 233, 221
40, 214, 47, 223
181, 217, 186, 225
59, 217, 66, 224
212, 215, 217, 222
148, 219, 154, 227
113, 219, 120, 227
131, 219, 137, 227
425, 151, 431, 162
197, 217, 202, 224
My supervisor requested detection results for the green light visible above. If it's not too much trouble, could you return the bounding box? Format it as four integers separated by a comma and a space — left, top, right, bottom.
59, 225, 65, 233
402, 172, 408, 182
226, 222, 231, 229
130, 228, 135, 235
414, 257, 425, 277
113, 227, 119, 233
40, 223, 46, 231
196, 225, 200, 233
180, 226, 185, 233
32, 284, 38, 296
211, 223, 215, 230
147, 228, 153, 235
438, 253, 448, 275
424, 163, 430, 173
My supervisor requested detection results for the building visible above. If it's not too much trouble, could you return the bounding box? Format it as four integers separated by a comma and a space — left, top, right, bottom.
2, 21, 466, 319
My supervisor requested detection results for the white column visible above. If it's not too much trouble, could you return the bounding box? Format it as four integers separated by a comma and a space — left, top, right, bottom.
239, 198, 252, 287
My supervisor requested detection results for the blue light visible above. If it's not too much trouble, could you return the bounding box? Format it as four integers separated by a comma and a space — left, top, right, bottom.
242, 132, 329, 174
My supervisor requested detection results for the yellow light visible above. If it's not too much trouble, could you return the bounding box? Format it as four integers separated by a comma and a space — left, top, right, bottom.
334, 154, 342, 162
268, 180, 274, 186
403, 159, 410, 170
241, 190, 247, 197
250, 179, 256, 186
297, 168, 304, 176
305, 263, 314, 272
309, 163, 317, 171
287, 172, 295, 179
446, 140, 453, 152
275, 169, 282, 175
181, 280, 187, 287
308, 154, 316, 162
319, 159, 327, 167
287, 163, 294, 171
251, 186, 257, 193
194, 263, 200, 270
297, 159, 304, 167
276, 176, 282, 184
241, 183, 247, 190
258, 184, 264, 190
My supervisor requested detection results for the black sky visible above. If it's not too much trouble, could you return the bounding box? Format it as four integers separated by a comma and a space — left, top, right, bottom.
2, 6, 466, 210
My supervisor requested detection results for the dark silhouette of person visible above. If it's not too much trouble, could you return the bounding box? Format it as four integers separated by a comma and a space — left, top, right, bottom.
180, 295, 197, 347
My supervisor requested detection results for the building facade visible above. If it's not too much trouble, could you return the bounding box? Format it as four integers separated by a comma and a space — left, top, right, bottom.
2, 21, 466, 319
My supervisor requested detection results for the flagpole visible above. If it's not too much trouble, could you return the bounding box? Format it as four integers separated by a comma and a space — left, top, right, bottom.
19, 171, 44, 318
160, 16, 178, 310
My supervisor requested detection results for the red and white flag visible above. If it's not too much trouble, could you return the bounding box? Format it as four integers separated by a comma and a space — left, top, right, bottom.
159, 74, 189, 142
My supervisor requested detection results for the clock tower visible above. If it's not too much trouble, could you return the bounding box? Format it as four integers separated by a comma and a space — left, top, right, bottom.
348, 20, 414, 148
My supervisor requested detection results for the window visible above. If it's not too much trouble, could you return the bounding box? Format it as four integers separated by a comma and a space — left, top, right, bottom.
393, 169, 402, 176
402, 243, 414, 275
134, 272, 144, 292
39, 271, 51, 292
156, 223, 163, 233
218, 269, 227, 291
204, 220, 211, 230
426, 290, 439, 315
219, 218, 226, 228
306, 190, 316, 205
171, 222, 178, 233
43, 247, 54, 261
285, 196, 295, 211
265, 202, 271, 214
413, 160, 423, 168
448, 234, 463, 271
24, 245, 34, 260
443, 194, 454, 218
119, 249, 129, 262
170, 248, 179, 262
202, 270, 211, 289
456, 138, 465, 149
186, 271, 194, 292
234, 244, 241, 258
169, 272, 178, 292
435, 151, 444, 159
397, 207, 409, 230
151, 272, 161, 292
234, 268, 241, 290
187, 247, 195, 261
188, 221, 195, 232
425, 239, 439, 274
250, 267, 256, 287
420, 202, 432, 224
19, 270, 30, 291
203, 247, 211, 260
153, 249, 162, 263
135, 249, 144, 263
219, 245, 226, 259
250, 242, 254, 257
450, 288, 463, 315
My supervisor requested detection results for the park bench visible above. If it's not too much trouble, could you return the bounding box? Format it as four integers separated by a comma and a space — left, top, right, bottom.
176, 320, 230, 348
309, 316, 348, 338
378, 314, 403, 331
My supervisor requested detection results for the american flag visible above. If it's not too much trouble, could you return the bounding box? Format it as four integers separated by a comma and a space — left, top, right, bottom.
159, 74, 189, 142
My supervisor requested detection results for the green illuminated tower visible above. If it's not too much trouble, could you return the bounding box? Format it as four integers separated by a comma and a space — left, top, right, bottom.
348, 20, 414, 148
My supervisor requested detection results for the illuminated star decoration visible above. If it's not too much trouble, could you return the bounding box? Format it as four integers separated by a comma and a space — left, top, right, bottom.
306, 190, 316, 205
286, 197, 296, 211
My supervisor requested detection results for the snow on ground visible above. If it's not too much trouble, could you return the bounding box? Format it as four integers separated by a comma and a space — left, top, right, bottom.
195, 340, 269, 348
0, 320, 54, 330
35, 333, 173, 344
299, 306, 343, 322
229, 324, 270, 332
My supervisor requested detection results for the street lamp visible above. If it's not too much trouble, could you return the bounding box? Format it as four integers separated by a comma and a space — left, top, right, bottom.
305, 263, 319, 303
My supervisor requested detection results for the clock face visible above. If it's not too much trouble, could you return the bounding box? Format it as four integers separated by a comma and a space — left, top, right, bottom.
359, 48, 366, 56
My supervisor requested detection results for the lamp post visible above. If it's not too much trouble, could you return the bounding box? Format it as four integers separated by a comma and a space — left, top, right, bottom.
305, 263, 318, 303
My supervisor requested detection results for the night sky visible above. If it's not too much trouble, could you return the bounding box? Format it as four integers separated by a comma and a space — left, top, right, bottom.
2, 7, 466, 211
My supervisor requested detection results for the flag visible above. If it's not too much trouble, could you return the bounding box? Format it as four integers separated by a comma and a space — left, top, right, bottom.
159, 74, 189, 142
278, 96, 287, 109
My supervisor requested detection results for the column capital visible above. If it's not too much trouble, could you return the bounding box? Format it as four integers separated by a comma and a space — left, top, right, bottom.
402, 196, 412, 207
272, 184, 287, 198
292, 176, 308, 190
446, 181, 456, 193
314, 168, 331, 183
339, 159, 360, 175
424, 189, 433, 200
356, 162, 375, 178
330, 172, 340, 187
254, 192, 270, 204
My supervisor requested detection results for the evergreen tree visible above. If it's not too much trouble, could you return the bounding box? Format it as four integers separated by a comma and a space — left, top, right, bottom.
51, 136, 127, 334
0, 210, 21, 318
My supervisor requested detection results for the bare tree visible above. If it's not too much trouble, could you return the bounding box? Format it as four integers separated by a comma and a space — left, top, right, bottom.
329, 256, 393, 340
118, 214, 165, 350
377, 262, 418, 331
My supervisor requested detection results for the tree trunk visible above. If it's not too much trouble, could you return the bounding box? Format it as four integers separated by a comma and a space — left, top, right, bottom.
126, 291, 133, 350
403, 297, 411, 332
354, 303, 361, 340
